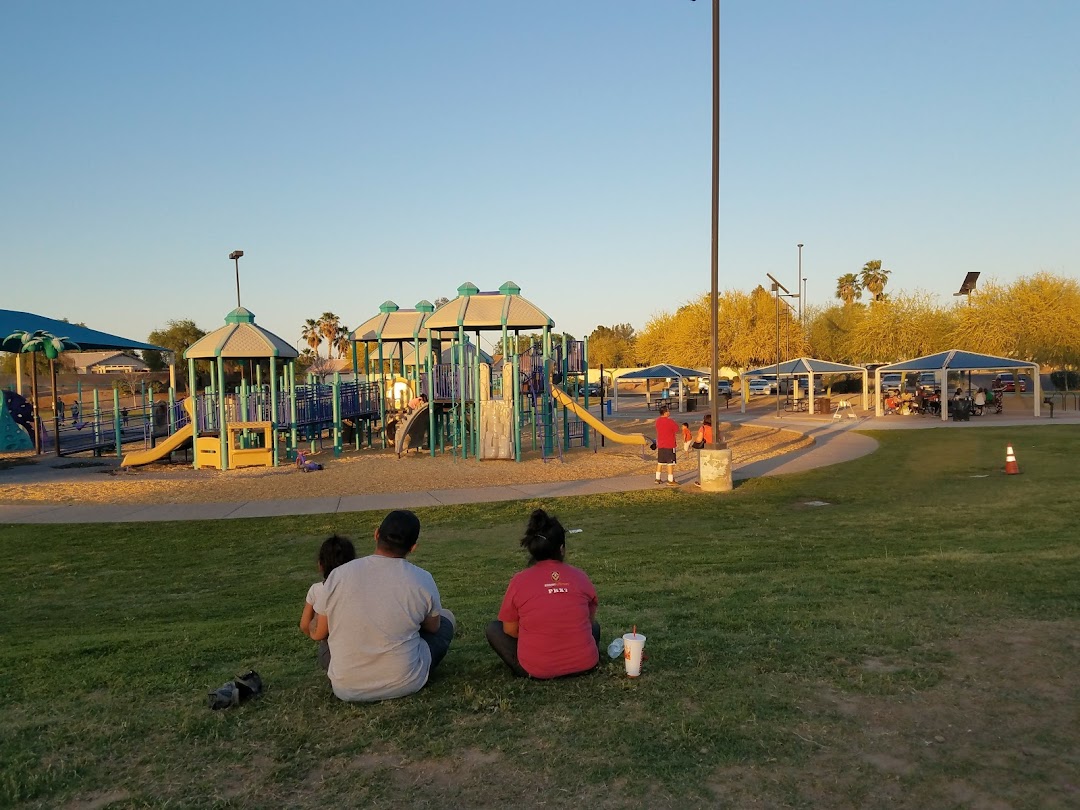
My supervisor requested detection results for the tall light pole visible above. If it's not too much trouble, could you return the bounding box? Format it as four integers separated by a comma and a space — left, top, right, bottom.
767, 273, 798, 417
229, 250, 244, 308
797, 243, 804, 325
708, 0, 722, 450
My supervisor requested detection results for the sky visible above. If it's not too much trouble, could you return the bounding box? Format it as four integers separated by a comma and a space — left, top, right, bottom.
3, 1, 1078, 356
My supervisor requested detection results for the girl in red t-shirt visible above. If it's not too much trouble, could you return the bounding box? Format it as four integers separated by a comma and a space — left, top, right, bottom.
486, 509, 600, 679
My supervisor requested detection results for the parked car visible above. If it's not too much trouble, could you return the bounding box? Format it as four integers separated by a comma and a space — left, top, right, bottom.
715, 379, 733, 396
748, 377, 776, 395
916, 372, 939, 391
577, 381, 604, 397
880, 373, 903, 395
993, 373, 1027, 392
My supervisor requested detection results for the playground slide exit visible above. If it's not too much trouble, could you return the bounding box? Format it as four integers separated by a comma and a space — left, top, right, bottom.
550, 387, 650, 446
120, 399, 196, 467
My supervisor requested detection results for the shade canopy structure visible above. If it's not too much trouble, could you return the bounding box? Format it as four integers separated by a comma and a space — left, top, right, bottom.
184, 308, 298, 360
423, 281, 554, 332
351, 301, 434, 342
874, 350, 1041, 420
614, 364, 705, 413
182, 308, 298, 472
743, 357, 869, 413
0, 309, 166, 353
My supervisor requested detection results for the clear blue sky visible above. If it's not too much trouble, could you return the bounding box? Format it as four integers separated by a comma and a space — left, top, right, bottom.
3, 1, 1078, 355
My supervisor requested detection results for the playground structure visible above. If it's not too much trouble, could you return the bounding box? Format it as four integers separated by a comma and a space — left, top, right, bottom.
354, 281, 652, 462
5, 287, 652, 466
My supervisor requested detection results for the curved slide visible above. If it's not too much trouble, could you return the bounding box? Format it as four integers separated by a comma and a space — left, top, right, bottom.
121, 399, 196, 467
395, 404, 430, 457
551, 387, 651, 447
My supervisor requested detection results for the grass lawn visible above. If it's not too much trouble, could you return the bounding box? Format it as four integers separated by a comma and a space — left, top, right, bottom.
2, 425, 1078, 808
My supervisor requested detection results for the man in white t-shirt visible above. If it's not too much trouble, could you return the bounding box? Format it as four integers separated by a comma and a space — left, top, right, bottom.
311, 510, 455, 702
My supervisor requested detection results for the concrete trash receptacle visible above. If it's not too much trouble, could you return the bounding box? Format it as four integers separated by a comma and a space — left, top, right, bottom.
815, 397, 831, 414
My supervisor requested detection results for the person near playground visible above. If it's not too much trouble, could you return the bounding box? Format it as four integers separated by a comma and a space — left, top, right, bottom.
485, 508, 600, 679
974, 387, 986, 415
299, 534, 357, 670
681, 421, 693, 453
56, 399, 65, 425
309, 509, 455, 702
654, 405, 678, 485
691, 413, 713, 450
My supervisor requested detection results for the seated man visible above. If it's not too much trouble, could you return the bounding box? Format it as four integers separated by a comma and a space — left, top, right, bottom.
311, 509, 455, 702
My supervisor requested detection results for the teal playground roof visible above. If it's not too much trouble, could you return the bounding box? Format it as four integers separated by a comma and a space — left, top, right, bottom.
0, 308, 166, 353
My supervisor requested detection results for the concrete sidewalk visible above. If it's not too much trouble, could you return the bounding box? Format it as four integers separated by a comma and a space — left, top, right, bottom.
0, 419, 878, 524
2, 411, 1075, 524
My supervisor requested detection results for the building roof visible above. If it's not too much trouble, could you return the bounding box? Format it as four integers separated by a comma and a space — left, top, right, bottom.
0, 309, 166, 352
69, 351, 149, 370
184, 308, 299, 360
423, 281, 553, 331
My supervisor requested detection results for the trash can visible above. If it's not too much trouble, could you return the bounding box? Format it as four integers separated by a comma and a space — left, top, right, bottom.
815, 397, 831, 414
605, 400, 612, 416
686, 396, 697, 412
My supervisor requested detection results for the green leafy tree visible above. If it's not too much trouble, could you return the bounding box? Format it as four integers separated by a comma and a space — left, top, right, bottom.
145, 319, 207, 392
587, 323, 637, 368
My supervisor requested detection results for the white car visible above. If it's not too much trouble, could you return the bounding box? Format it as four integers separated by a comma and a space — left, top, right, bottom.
748, 378, 776, 395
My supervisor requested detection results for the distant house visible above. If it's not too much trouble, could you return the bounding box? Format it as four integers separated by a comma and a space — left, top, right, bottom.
70, 351, 151, 375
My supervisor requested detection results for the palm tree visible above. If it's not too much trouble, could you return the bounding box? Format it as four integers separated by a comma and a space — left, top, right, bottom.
301, 319, 322, 357
332, 324, 351, 362
318, 313, 342, 359
859, 260, 891, 302
2, 330, 80, 455
835, 273, 862, 306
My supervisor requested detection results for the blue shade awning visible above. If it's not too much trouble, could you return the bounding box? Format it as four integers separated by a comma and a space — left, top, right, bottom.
1, 309, 166, 353
617, 364, 705, 380
744, 357, 867, 376
877, 350, 1038, 373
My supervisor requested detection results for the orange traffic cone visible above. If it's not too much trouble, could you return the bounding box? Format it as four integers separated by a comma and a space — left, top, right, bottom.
1005, 444, 1019, 475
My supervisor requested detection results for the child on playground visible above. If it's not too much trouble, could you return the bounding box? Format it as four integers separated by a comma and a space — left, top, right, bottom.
681, 422, 693, 453
654, 405, 678, 486
295, 449, 324, 472
300, 535, 357, 666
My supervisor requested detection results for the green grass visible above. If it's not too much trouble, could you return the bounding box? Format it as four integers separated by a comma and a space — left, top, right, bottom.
2, 425, 1079, 808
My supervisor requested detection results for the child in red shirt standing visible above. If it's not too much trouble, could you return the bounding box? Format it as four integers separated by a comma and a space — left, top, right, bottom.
654, 405, 679, 486
486, 509, 600, 679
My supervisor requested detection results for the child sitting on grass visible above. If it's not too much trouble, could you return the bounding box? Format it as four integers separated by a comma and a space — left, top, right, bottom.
299, 536, 356, 667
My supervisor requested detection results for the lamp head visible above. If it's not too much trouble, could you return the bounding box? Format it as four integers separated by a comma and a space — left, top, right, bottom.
229, 250, 244, 260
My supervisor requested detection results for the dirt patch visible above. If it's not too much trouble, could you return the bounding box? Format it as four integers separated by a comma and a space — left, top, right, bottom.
63, 790, 131, 810
706, 619, 1080, 809
0, 422, 811, 505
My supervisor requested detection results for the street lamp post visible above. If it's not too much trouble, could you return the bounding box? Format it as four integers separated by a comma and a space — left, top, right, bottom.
797, 243, 804, 325
767, 273, 799, 417
229, 250, 244, 308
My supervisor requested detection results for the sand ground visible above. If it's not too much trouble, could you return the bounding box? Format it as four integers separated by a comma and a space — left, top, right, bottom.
0, 418, 810, 505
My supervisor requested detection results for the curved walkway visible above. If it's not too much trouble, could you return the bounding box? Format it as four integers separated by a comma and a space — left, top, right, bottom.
2, 411, 1075, 524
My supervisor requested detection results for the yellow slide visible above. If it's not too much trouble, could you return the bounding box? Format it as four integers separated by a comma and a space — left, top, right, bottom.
121, 399, 196, 467
551, 387, 652, 447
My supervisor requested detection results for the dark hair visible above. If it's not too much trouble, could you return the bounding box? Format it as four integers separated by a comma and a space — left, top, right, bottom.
318, 535, 355, 579
658, 405, 669, 416
520, 508, 566, 563
702, 413, 712, 426
377, 509, 421, 557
